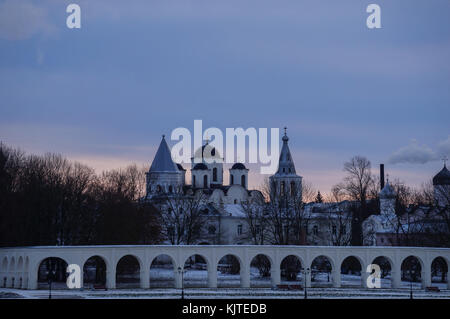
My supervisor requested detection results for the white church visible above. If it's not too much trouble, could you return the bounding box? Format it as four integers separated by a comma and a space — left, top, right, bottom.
143, 130, 307, 245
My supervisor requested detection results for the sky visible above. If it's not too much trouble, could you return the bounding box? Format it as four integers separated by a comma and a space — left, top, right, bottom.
0, 0, 449, 194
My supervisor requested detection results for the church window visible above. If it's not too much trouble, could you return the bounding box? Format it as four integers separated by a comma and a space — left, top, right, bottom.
290, 181, 296, 197
237, 224, 243, 236
231, 175, 234, 184
203, 175, 208, 188
156, 185, 162, 193
234, 199, 238, 204
313, 225, 318, 236
213, 168, 217, 182
241, 175, 246, 187
280, 181, 285, 196
193, 176, 196, 188
283, 168, 285, 173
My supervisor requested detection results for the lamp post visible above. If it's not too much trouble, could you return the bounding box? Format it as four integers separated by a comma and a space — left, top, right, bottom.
178, 267, 186, 300
302, 267, 310, 299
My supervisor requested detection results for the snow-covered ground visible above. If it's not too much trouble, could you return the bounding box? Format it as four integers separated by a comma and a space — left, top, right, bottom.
15, 267, 448, 298
1, 287, 449, 299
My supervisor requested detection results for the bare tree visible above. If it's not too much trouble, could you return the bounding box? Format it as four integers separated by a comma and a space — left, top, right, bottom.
334, 156, 375, 245
157, 187, 207, 245
260, 178, 309, 245
241, 200, 268, 245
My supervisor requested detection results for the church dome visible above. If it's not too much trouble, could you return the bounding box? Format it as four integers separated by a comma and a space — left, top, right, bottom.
193, 163, 208, 170
231, 163, 246, 170
433, 165, 450, 185
193, 143, 221, 161
379, 181, 396, 199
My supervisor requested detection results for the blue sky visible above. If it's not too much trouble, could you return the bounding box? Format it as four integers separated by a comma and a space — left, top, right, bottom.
0, 0, 449, 194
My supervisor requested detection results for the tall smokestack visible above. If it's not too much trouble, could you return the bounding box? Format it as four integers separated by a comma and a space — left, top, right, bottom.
380, 164, 385, 190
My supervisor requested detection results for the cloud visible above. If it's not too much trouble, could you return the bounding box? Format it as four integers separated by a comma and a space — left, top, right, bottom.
0, 0, 57, 40
388, 139, 438, 164
437, 135, 450, 156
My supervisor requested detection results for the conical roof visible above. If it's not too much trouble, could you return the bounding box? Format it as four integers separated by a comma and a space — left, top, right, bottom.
275, 129, 297, 175
149, 135, 179, 172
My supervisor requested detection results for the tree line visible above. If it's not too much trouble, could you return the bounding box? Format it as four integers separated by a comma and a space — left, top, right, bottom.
0, 143, 162, 247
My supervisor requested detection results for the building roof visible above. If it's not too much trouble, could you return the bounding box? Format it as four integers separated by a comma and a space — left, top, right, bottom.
149, 135, 179, 173
433, 164, 450, 185
176, 163, 186, 171
379, 181, 396, 199
274, 129, 297, 176
231, 163, 247, 170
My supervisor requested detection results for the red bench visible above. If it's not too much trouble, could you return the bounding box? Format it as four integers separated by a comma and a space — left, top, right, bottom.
426, 286, 440, 292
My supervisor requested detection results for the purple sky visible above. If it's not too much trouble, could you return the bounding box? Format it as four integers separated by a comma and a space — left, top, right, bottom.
0, 0, 449, 194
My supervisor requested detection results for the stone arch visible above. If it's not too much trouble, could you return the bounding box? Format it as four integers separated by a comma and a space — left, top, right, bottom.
401, 255, 423, 288
183, 254, 209, 288
280, 255, 303, 284
37, 257, 69, 289
83, 255, 108, 288
250, 254, 272, 288
217, 254, 242, 288
340, 256, 363, 287
372, 256, 393, 288
431, 256, 448, 284
150, 254, 176, 288
116, 255, 141, 289
310, 255, 333, 287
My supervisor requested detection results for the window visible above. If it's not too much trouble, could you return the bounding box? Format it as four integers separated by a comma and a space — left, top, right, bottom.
237, 224, 243, 236
290, 181, 296, 197
231, 175, 234, 184
208, 226, 216, 235
280, 181, 285, 195
193, 175, 196, 188
203, 175, 208, 188
213, 168, 217, 182
241, 175, 246, 187
313, 225, 319, 236
234, 199, 238, 204
156, 185, 162, 193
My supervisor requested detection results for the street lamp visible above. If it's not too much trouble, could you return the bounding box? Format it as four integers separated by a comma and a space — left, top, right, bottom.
302, 267, 310, 299
47, 269, 56, 299
178, 266, 186, 300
